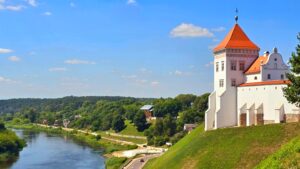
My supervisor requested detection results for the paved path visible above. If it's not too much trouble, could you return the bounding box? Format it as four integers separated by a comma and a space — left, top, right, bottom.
105, 132, 146, 140
123, 154, 162, 169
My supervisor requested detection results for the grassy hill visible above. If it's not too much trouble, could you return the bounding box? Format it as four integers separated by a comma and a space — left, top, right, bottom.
144, 123, 300, 169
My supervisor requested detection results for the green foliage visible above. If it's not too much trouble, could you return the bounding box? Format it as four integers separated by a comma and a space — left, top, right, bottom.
153, 98, 181, 117
133, 110, 148, 131
0, 129, 26, 162
105, 157, 127, 169
112, 114, 125, 132
283, 33, 300, 107
255, 136, 300, 169
145, 123, 300, 169
0, 122, 5, 131
175, 94, 197, 110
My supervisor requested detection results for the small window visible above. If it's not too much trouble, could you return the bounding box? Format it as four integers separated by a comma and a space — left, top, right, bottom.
239, 61, 245, 71
231, 60, 237, 71
281, 74, 284, 79
219, 79, 224, 87
274, 58, 277, 61
267, 74, 271, 79
216, 62, 219, 72
221, 61, 224, 71
231, 79, 236, 86
254, 76, 257, 80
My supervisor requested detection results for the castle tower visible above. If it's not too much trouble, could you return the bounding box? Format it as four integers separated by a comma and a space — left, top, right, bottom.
205, 20, 260, 130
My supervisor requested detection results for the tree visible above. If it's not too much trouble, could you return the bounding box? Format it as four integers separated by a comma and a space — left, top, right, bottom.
163, 114, 177, 136
133, 110, 147, 131
192, 93, 210, 113
153, 99, 181, 117
112, 114, 125, 132
284, 33, 300, 107
124, 104, 140, 122
0, 122, 5, 130
175, 94, 197, 110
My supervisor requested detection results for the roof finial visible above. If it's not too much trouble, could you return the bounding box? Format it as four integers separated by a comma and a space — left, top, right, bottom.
235, 8, 239, 24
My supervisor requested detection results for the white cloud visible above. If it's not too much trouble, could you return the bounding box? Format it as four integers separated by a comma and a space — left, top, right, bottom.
127, 0, 136, 5
49, 67, 67, 72
170, 70, 192, 76
8, 56, 21, 62
5, 5, 24, 11
170, 23, 214, 38
43, 12, 52, 16
151, 81, 160, 87
27, 0, 37, 7
211, 26, 226, 32
205, 61, 214, 68
65, 59, 96, 65
0, 76, 14, 83
0, 48, 13, 54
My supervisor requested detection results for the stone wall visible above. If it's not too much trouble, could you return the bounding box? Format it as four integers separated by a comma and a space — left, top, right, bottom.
284, 114, 300, 123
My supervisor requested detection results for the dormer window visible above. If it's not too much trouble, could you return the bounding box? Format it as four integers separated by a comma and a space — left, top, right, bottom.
254, 76, 257, 80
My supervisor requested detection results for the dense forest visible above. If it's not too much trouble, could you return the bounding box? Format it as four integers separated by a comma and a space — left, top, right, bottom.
0, 93, 209, 146
0, 122, 26, 163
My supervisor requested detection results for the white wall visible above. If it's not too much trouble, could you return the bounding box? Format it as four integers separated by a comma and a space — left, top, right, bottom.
237, 84, 298, 124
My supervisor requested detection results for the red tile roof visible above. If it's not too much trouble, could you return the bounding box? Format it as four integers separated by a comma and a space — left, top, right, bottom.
239, 80, 290, 87
245, 55, 268, 74
214, 24, 260, 52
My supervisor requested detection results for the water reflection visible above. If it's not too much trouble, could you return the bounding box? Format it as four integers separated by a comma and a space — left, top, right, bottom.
2, 129, 105, 169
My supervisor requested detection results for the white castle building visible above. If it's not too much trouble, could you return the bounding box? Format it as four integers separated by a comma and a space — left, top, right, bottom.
205, 21, 300, 130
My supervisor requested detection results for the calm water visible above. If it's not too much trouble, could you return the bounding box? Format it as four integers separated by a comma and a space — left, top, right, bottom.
2, 129, 105, 169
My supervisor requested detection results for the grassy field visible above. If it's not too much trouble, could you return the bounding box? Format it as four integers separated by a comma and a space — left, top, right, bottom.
144, 123, 300, 169
109, 120, 145, 136
255, 136, 300, 169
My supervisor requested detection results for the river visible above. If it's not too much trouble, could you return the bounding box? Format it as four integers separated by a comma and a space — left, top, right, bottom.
2, 129, 105, 169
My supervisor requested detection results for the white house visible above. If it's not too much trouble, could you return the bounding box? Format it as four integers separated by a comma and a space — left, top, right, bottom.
205, 21, 300, 131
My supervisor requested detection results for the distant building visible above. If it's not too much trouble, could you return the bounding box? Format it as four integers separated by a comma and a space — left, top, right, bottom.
184, 124, 197, 132
205, 17, 300, 131
140, 105, 154, 121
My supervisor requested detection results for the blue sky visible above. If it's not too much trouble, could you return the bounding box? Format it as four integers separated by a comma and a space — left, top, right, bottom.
0, 0, 299, 99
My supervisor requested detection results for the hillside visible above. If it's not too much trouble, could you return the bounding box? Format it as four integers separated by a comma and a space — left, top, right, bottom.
144, 123, 300, 169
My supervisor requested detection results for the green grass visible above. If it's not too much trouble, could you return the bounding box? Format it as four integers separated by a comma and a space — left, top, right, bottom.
105, 157, 127, 169
144, 123, 300, 169
113, 120, 144, 136
255, 136, 300, 169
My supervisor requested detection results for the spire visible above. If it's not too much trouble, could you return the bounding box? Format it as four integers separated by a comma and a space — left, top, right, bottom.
235, 8, 239, 23
213, 24, 260, 52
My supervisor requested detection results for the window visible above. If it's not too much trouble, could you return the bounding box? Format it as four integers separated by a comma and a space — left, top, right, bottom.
239, 61, 245, 71
231, 79, 236, 87
274, 58, 277, 61
219, 79, 224, 87
221, 61, 224, 71
254, 76, 257, 80
281, 74, 284, 79
267, 74, 271, 79
274, 63, 277, 69
231, 60, 237, 71
216, 62, 219, 72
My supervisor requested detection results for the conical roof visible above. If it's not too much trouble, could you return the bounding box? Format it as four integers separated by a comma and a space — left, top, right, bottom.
214, 24, 259, 52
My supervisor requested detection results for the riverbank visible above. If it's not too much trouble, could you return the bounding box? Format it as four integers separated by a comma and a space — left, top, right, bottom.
0, 125, 26, 166
5, 123, 137, 169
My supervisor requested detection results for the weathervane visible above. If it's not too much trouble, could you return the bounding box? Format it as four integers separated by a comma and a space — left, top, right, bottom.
235, 8, 239, 23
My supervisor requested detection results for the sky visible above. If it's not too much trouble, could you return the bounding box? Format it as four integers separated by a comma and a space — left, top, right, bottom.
0, 0, 299, 99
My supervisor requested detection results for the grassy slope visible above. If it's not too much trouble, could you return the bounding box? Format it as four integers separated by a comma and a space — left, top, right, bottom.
114, 120, 144, 136
256, 136, 300, 169
144, 123, 300, 169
